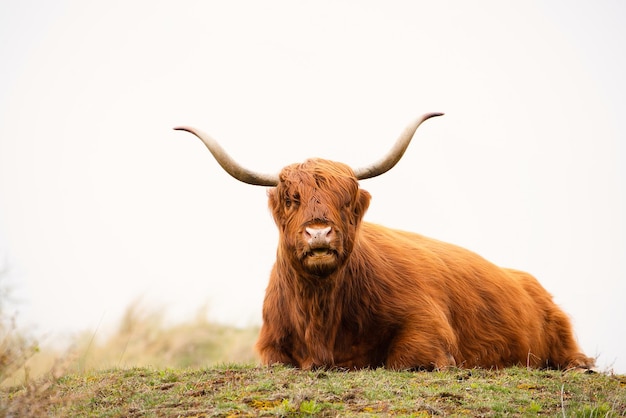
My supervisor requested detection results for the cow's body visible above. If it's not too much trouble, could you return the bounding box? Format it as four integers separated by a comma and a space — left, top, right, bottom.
176, 113, 594, 371
257, 219, 593, 370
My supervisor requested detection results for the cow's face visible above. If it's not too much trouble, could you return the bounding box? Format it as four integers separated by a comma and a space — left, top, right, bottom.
268, 159, 371, 278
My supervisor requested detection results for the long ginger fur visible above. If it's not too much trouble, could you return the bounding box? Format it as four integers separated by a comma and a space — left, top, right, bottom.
255, 158, 594, 370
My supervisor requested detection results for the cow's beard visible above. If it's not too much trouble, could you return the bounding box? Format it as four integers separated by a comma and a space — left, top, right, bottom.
289, 239, 347, 279
302, 249, 340, 277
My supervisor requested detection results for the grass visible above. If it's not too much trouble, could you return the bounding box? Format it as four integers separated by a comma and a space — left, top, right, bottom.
3, 364, 626, 416
1, 302, 260, 387
1, 285, 624, 416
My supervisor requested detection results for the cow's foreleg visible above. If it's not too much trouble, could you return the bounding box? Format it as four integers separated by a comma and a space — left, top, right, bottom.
385, 323, 457, 371
255, 325, 297, 367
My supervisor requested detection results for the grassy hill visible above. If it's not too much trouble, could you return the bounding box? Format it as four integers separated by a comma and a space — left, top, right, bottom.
1, 298, 624, 416
4, 364, 625, 416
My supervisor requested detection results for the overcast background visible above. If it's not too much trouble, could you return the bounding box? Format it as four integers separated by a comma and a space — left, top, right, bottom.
1, 1, 624, 372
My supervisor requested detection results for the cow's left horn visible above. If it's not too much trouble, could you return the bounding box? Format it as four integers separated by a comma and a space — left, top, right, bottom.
353, 112, 444, 180
174, 126, 279, 186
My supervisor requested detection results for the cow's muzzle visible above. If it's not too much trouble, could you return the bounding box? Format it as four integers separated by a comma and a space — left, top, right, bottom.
302, 226, 339, 276
305, 226, 332, 247
304, 226, 336, 258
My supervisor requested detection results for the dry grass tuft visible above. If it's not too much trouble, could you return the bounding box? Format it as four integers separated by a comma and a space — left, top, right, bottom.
1, 295, 259, 415
73, 302, 259, 371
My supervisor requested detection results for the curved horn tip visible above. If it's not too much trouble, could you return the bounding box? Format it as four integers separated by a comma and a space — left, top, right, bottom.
352, 111, 444, 181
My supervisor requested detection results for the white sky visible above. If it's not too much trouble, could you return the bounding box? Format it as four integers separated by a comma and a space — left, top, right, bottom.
1, 1, 624, 372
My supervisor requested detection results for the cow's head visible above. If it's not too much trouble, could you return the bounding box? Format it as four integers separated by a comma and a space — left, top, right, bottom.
175, 112, 443, 278
267, 158, 371, 278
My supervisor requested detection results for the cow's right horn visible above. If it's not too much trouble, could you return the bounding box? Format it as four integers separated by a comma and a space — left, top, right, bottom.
353, 112, 444, 180
174, 126, 279, 186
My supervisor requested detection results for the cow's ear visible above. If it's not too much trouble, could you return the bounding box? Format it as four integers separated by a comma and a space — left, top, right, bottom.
267, 188, 282, 223
267, 188, 277, 210
354, 189, 371, 220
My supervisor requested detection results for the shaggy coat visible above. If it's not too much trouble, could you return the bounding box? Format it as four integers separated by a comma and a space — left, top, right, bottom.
255, 158, 594, 370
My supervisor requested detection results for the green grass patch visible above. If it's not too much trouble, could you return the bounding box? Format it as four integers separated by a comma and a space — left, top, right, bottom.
3, 365, 625, 417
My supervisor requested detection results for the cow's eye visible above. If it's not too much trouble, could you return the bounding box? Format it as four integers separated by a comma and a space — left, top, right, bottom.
285, 193, 300, 210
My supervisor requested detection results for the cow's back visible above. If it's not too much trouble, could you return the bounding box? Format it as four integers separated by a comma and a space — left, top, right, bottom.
357, 222, 590, 368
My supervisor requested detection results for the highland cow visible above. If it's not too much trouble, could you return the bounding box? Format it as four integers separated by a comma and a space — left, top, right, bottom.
175, 113, 594, 370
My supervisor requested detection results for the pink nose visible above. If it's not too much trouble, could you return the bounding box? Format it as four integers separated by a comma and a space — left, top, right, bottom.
305, 226, 332, 246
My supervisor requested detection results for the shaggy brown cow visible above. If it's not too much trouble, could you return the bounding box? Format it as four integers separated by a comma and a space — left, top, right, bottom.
175, 113, 594, 371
